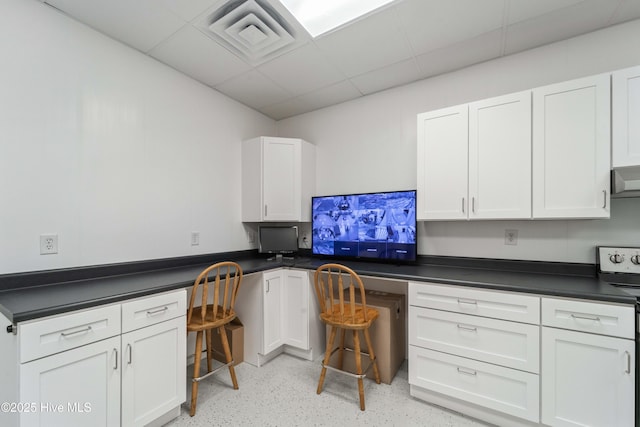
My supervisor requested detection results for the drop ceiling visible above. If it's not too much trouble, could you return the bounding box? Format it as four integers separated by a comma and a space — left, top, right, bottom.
41, 0, 640, 120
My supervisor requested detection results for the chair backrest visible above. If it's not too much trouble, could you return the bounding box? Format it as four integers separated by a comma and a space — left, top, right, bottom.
313, 263, 371, 324
187, 261, 243, 324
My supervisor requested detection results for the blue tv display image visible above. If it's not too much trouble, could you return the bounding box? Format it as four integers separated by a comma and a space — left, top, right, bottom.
311, 190, 417, 262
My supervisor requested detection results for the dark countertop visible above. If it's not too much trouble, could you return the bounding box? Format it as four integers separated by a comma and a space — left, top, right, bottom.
0, 255, 635, 324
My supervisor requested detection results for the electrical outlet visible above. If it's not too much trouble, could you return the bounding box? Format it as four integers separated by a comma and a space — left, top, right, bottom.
191, 232, 200, 246
40, 234, 58, 254
504, 229, 518, 246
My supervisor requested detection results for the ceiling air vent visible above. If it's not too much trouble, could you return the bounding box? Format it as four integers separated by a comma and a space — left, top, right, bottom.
202, 0, 302, 66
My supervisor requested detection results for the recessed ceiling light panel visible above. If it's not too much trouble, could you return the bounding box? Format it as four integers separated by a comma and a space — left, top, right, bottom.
279, 0, 396, 37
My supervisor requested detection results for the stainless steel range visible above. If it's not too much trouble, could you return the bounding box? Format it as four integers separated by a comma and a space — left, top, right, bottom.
598, 246, 640, 427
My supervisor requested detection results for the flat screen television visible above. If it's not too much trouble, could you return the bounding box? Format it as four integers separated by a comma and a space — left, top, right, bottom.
311, 190, 417, 263
258, 226, 299, 256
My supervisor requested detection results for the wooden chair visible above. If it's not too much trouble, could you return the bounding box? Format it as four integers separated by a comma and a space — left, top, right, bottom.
313, 263, 381, 410
186, 261, 243, 416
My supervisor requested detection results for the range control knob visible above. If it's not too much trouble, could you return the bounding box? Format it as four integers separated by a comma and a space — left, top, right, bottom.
609, 253, 625, 264
631, 255, 640, 265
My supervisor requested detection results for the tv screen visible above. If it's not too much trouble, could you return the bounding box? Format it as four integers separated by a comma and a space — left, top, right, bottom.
311, 190, 417, 262
259, 226, 299, 254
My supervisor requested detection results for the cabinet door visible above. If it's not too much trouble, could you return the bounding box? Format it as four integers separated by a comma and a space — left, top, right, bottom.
532, 74, 610, 218
469, 91, 531, 219
121, 317, 186, 427
282, 269, 309, 350
262, 270, 283, 354
20, 336, 121, 427
541, 327, 634, 427
612, 65, 640, 167
417, 105, 468, 220
263, 137, 301, 221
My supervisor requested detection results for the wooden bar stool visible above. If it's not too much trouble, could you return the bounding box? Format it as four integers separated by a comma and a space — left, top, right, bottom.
186, 261, 243, 416
313, 263, 381, 410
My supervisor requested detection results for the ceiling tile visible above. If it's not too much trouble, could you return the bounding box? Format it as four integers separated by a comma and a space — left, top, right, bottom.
296, 80, 362, 111
257, 43, 345, 95
507, 0, 587, 25
161, 0, 219, 22
45, 0, 186, 52
215, 70, 291, 110
504, 0, 619, 54
350, 58, 423, 95
314, 6, 413, 78
416, 29, 503, 79
609, 0, 640, 24
149, 25, 251, 87
258, 98, 309, 121
394, 0, 505, 56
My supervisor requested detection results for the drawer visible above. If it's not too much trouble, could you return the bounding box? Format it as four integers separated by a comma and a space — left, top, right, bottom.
19, 304, 121, 363
122, 289, 186, 333
409, 346, 539, 423
541, 297, 634, 339
409, 306, 539, 373
409, 282, 540, 324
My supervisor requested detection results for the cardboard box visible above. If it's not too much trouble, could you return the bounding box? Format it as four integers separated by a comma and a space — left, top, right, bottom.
211, 317, 244, 366
326, 290, 405, 384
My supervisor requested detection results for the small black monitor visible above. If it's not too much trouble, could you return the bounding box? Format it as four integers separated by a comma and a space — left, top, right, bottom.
258, 226, 299, 256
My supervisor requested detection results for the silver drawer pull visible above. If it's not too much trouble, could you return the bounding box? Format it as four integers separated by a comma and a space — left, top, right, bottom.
113, 348, 118, 371
127, 343, 132, 365
625, 351, 631, 374
146, 307, 169, 316
457, 367, 477, 376
457, 298, 477, 306
457, 324, 477, 332
60, 325, 92, 338
570, 313, 600, 322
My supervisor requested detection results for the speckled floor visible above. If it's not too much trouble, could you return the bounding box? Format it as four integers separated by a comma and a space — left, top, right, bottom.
165, 354, 491, 427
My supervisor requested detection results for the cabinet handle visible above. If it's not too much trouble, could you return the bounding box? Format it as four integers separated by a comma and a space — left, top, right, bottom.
457, 298, 477, 306
472, 197, 476, 213
113, 348, 118, 371
625, 351, 631, 374
146, 306, 169, 316
457, 367, 477, 376
570, 313, 600, 322
127, 343, 132, 365
462, 197, 465, 214
264, 205, 268, 217
266, 280, 270, 293
457, 324, 477, 332
603, 190, 607, 209
60, 325, 92, 338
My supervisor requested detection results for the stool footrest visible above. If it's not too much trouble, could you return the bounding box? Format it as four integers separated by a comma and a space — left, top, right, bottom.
192, 359, 234, 383
321, 346, 376, 379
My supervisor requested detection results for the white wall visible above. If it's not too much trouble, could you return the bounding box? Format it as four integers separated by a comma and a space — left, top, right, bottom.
277, 19, 640, 264
0, 0, 275, 274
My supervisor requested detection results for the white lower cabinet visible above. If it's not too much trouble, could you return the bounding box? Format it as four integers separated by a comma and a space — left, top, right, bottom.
120, 296, 186, 427
541, 298, 635, 427
409, 346, 539, 422
408, 281, 541, 426
235, 268, 323, 367
20, 336, 121, 427
9, 290, 187, 427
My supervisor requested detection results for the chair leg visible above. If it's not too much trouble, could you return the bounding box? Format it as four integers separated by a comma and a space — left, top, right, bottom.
219, 325, 238, 390
363, 327, 381, 384
337, 328, 346, 370
205, 329, 212, 373
190, 331, 203, 417
353, 330, 365, 411
318, 325, 337, 395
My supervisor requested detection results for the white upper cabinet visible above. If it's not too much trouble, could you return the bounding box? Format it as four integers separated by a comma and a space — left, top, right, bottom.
242, 137, 315, 222
612, 65, 640, 167
417, 92, 531, 221
469, 91, 531, 219
532, 74, 611, 219
417, 105, 468, 220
